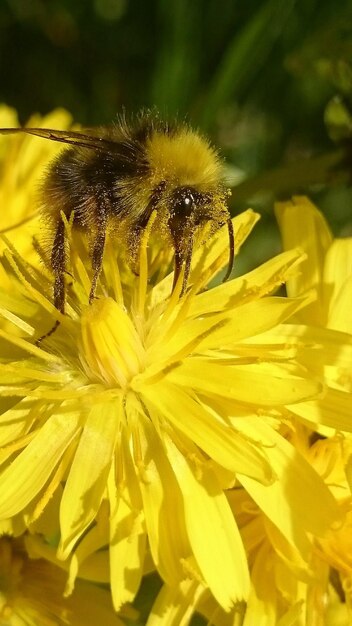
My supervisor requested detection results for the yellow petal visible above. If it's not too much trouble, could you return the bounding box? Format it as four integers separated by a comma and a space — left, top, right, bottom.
147, 580, 205, 626
142, 382, 273, 483
137, 413, 191, 586
80, 297, 145, 387
165, 434, 250, 608
166, 359, 323, 406
275, 196, 333, 325
189, 248, 306, 317
190, 210, 260, 287
187, 294, 314, 354
150, 210, 260, 308
289, 387, 352, 432
235, 419, 340, 556
6, 535, 125, 626
108, 438, 146, 610
196, 592, 238, 626
61, 577, 126, 626
153, 292, 314, 365
254, 323, 352, 391
276, 603, 305, 626
328, 275, 352, 335
59, 399, 120, 558
0, 410, 80, 518
0, 104, 18, 130
323, 237, 352, 318
64, 505, 111, 594
0, 398, 34, 447
269, 323, 352, 364
243, 544, 277, 626
0, 516, 26, 536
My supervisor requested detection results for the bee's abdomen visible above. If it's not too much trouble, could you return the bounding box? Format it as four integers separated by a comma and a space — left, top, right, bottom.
41, 146, 134, 230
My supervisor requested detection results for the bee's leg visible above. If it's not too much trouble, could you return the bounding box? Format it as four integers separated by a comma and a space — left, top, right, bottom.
51, 218, 66, 314
36, 217, 66, 344
129, 197, 157, 276
172, 247, 182, 293
172, 236, 193, 296
89, 204, 107, 304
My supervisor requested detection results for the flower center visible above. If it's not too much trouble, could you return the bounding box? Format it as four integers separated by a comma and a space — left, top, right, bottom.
79, 297, 146, 388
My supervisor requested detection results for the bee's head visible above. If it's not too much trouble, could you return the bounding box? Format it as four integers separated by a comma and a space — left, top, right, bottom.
158, 182, 233, 294
167, 184, 230, 237
145, 124, 231, 238
140, 123, 235, 293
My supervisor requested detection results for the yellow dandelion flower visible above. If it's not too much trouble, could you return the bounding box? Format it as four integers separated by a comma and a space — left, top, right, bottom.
0, 206, 340, 612
0, 534, 128, 626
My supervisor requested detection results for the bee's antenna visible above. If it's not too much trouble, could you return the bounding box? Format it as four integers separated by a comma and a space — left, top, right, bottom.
35, 320, 60, 346
222, 217, 235, 282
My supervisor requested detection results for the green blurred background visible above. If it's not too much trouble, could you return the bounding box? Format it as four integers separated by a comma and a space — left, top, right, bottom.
1, 0, 352, 272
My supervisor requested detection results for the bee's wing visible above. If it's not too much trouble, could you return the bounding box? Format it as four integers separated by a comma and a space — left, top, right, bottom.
0, 127, 118, 152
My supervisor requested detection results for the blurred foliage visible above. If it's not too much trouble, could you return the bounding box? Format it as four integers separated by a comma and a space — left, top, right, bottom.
0, 0, 352, 267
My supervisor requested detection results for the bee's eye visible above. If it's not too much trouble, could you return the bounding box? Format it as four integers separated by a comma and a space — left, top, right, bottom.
182, 194, 194, 209
173, 187, 196, 216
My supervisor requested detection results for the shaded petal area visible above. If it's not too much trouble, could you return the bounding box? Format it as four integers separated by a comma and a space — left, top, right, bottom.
147, 580, 205, 626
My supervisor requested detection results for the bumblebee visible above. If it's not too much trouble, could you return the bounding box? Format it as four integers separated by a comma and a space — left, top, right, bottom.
0, 112, 234, 320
